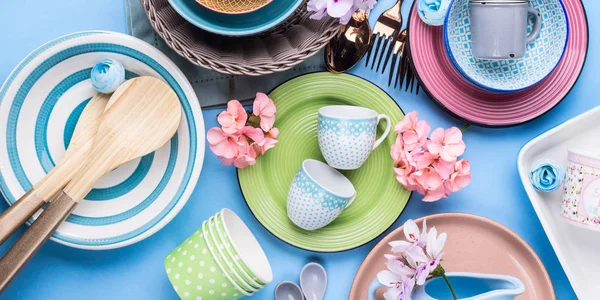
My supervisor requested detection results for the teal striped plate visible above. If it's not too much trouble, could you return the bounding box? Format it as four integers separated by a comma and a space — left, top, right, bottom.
0, 31, 205, 249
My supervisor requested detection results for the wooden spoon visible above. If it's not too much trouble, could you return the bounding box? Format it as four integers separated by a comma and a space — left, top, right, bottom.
0, 93, 110, 245
0, 76, 182, 290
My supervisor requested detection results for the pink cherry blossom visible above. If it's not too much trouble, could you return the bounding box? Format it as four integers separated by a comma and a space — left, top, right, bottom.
217, 100, 247, 134
426, 127, 466, 162
207, 127, 240, 159
445, 159, 472, 193
253, 92, 276, 132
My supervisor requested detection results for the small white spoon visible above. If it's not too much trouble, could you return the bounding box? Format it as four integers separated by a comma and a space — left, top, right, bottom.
275, 281, 304, 300
300, 262, 327, 300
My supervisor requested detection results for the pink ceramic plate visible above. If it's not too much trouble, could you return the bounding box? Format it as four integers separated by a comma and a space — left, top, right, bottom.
408, 0, 588, 127
349, 213, 555, 299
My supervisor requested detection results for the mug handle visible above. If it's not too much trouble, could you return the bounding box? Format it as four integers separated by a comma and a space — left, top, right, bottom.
526, 8, 542, 44
373, 114, 391, 150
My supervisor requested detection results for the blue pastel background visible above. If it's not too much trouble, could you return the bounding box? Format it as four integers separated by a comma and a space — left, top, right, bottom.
0, 0, 596, 299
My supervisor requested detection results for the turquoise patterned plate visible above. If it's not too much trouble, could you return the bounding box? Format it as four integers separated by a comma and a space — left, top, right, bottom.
444, 0, 568, 93
0, 31, 205, 249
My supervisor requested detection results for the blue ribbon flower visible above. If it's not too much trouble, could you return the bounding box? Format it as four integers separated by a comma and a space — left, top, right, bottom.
529, 159, 565, 192
417, 0, 451, 26
91, 58, 125, 94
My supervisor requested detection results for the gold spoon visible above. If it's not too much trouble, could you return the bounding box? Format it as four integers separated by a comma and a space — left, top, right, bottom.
0, 93, 110, 245
325, 10, 372, 73
0, 76, 182, 290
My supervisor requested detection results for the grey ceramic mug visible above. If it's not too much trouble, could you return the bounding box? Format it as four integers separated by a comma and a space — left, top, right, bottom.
470, 0, 542, 59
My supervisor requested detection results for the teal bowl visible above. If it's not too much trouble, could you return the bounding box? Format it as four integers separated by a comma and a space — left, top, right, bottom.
168, 0, 304, 36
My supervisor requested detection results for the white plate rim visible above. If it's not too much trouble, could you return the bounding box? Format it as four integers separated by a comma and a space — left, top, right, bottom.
517, 107, 600, 299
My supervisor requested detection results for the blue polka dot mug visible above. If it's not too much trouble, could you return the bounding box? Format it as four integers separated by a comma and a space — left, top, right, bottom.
287, 159, 357, 231
318, 106, 391, 170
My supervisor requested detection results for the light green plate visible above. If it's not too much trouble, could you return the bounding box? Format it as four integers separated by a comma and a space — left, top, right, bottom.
238, 73, 411, 252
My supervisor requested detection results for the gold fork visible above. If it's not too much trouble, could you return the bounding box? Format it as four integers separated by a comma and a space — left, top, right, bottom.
365, 0, 403, 72
388, 29, 420, 94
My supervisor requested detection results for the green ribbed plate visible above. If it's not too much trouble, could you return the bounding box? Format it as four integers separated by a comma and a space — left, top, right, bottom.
238, 73, 411, 252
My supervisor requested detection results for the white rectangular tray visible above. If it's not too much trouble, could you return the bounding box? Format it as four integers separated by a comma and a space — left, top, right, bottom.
518, 107, 600, 300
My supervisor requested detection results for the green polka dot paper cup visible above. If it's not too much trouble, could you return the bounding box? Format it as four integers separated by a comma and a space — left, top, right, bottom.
210, 215, 264, 288
164, 226, 249, 299
215, 209, 273, 285
202, 218, 258, 293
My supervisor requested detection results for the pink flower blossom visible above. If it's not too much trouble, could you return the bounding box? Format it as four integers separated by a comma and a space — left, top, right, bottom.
422, 185, 447, 202
207, 127, 240, 159
239, 126, 265, 143
412, 167, 443, 192
426, 127, 466, 162
444, 159, 472, 193
253, 93, 276, 132
433, 159, 455, 180
412, 151, 437, 169
254, 128, 279, 155
217, 100, 247, 134
395, 112, 419, 134
378, 219, 454, 300
395, 112, 431, 152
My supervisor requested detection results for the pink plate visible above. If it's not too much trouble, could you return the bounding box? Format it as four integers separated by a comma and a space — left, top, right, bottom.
349, 213, 555, 299
408, 0, 588, 127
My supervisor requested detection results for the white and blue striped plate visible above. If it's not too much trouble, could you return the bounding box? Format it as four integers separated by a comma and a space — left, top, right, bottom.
0, 31, 205, 249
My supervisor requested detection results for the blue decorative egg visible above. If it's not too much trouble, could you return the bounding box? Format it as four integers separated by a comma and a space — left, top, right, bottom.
91, 59, 125, 94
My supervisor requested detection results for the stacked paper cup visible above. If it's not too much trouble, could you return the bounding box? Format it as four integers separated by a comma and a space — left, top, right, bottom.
165, 209, 273, 299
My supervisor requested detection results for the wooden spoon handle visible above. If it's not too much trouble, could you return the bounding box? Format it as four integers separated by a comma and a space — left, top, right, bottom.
0, 191, 77, 292
0, 190, 46, 245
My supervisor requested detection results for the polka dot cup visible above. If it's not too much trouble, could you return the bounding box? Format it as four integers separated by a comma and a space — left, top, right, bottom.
212, 213, 265, 286
318, 105, 391, 170
202, 218, 258, 293
164, 225, 249, 299
208, 213, 265, 289
287, 159, 357, 231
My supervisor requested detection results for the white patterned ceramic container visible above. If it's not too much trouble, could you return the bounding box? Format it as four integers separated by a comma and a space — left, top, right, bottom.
318, 106, 391, 170
287, 159, 356, 231
444, 0, 568, 92
562, 150, 600, 231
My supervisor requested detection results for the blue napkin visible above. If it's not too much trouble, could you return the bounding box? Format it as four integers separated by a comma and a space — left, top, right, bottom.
124, 0, 326, 108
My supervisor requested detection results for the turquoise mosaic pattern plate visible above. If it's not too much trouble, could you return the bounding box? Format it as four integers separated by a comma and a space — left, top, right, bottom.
444, 0, 568, 92
0, 31, 205, 249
